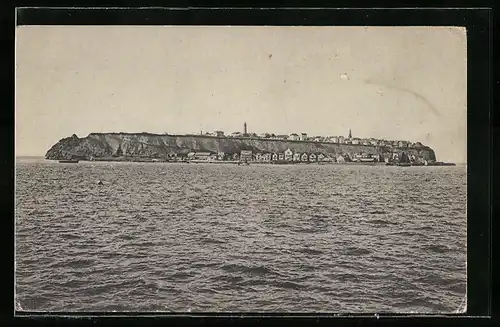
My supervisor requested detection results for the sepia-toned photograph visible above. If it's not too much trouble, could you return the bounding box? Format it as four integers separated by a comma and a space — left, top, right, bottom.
15, 25, 467, 313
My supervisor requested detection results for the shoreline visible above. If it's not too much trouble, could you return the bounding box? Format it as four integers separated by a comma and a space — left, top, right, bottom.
43, 157, 456, 167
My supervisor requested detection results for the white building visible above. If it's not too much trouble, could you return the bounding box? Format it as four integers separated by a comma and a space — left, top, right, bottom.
336, 154, 346, 163
240, 150, 253, 161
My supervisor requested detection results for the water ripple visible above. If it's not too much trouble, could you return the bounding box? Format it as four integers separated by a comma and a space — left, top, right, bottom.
15, 160, 467, 313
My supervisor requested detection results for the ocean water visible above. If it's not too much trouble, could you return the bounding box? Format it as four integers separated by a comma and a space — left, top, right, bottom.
15, 158, 467, 313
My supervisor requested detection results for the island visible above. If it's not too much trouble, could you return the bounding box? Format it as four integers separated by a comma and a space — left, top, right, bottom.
45, 127, 454, 166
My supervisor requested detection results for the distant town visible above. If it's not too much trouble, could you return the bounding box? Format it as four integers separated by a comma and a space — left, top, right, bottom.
48, 122, 448, 165
189, 122, 425, 149
160, 122, 432, 165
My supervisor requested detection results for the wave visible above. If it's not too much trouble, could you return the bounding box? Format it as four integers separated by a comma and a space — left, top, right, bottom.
234, 277, 308, 291
16, 295, 52, 311
368, 210, 387, 215
48, 258, 95, 269
201, 238, 226, 245
59, 233, 81, 240
189, 261, 220, 269
116, 234, 135, 241
166, 271, 194, 281
367, 219, 398, 225
56, 278, 91, 289
344, 247, 372, 256
415, 273, 465, 288
122, 241, 157, 247
389, 230, 427, 238
424, 244, 450, 254
311, 214, 330, 219
392, 298, 453, 313
88, 279, 150, 295
297, 248, 324, 255
445, 281, 467, 295
291, 227, 320, 234
271, 280, 307, 290
332, 273, 359, 282
220, 263, 282, 277
216, 275, 245, 285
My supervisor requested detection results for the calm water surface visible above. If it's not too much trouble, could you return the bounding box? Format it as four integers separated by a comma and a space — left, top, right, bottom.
15, 158, 467, 313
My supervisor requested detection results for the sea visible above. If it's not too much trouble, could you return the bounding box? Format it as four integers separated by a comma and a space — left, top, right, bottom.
15, 157, 467, 313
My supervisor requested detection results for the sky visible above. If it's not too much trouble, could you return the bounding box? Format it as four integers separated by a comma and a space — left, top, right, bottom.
15, 26, 467, 162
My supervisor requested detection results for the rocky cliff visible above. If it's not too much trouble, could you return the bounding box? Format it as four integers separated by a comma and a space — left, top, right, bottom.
45, 133, 437, 162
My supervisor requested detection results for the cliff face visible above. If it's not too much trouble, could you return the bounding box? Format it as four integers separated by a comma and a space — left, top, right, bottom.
45, 133, 437, 162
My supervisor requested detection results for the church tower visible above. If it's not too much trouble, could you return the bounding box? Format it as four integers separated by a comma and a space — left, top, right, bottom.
348, 128, 352, 139
244, 122, 247, 134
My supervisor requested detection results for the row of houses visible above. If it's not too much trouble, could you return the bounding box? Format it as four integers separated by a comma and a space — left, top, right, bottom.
185, 150, 383, 163
199, 131, 424, 149
166, 150, 430, 164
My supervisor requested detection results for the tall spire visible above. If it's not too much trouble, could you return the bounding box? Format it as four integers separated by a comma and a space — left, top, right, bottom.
348, 128, 352, 138
244, 122, 247, 134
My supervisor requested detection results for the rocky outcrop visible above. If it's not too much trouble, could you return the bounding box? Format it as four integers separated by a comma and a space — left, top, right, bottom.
45, 132, 437, 162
